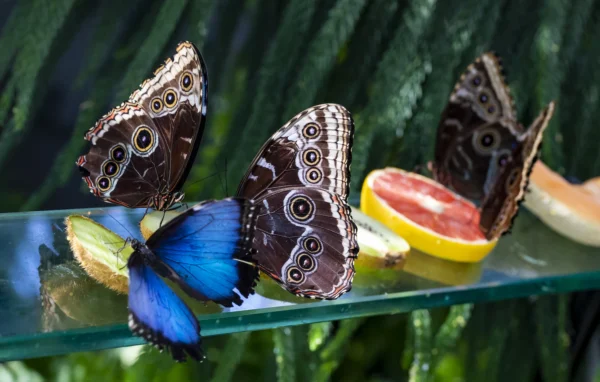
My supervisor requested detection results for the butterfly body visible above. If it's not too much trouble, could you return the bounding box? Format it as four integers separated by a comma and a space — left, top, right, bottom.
126, 198, 258, 361
77, 41, 208, 211
237, 104, 358, 299
432, 52, 555, 240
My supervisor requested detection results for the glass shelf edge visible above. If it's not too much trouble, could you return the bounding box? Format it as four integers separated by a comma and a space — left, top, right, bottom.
2, 271, 600, 362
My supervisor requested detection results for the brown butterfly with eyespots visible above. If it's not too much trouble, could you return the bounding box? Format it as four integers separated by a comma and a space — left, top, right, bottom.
77, 41, 208, 211
431, 52, 555, 240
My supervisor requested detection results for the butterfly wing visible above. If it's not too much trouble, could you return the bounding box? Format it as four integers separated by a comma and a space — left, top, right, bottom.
432, 52, 523, 202
237, 104, 358, 299
254, 187, 358, 299
128, 251, 203, 362
146, 198, 258, 307
479, 102, 555, 240
237, 103, 353, 199
77, 41, 208, 209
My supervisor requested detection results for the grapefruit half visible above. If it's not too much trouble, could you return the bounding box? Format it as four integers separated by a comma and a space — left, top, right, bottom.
361, 168, 497, 262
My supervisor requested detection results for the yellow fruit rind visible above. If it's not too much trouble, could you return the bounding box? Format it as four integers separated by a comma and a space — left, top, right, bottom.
361, 169, 497, 263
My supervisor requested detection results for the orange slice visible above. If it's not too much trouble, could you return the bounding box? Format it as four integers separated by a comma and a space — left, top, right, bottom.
361, 168, 497, 262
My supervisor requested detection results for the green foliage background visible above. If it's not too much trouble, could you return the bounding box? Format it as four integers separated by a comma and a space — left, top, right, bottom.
0, 0, 598, 380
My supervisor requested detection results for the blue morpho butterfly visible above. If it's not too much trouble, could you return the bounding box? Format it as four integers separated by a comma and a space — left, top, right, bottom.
77, 41, 208, 211
237, 104, 359, 299
125, 198, 258, 362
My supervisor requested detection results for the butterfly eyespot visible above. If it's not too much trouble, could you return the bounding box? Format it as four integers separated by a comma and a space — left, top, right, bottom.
473, 127, 501, 155
163, 89, 178, 108
96, 176, 111, 192
297, 253, 315, 272
303, 236, 322, 254
479, 92, 489, 103
151, 98, 163, 113
487, 105, 496, 114
287, 267, 305, 284
288, 195, 314, 222
306, 168, 322, 184
303, 123, 320, 139
505, 168, 521, 190
472, 76, 482, 86
133, 126, 155, 152
497, 153, 511, 167
180, 71, 193, 92
303, 149, 321, 165
111, 146, 127, 163
103, 161, 119, 176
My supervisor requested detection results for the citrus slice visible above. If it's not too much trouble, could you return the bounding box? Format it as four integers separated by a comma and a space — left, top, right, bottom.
523, 161, 600, 247
361, 167, 497, 262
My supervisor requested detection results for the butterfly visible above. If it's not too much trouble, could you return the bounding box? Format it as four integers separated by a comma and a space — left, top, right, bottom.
77, 41, 208, 211
236, 104, 359, 299
126, 198, 258, 362
430, 52, 555, 240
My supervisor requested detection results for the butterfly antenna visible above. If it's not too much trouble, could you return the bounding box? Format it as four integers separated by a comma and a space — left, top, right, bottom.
184, 171, 226, 189
214, 162, 227, 198
100, 208, 136, 239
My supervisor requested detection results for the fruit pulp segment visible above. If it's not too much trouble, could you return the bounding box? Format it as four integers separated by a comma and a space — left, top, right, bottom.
372, 171, 486, 241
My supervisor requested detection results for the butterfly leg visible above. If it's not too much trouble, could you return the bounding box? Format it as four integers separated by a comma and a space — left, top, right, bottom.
159, 210, 167, 228
115, 237, 132, 270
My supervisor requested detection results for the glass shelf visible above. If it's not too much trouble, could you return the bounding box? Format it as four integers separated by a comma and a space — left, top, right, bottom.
1, 205, 599, 362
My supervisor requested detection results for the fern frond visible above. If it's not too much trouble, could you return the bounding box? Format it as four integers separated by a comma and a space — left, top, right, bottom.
282, 0, 367, 119
534, 295, 570, 382
114, 0, 189, 102
432, 304, 472, 367
458, 0, 505, 72
326, 0, 400, 109
0, 0, 30, 81
202, 0, 246, 99
534, 0, 570, 171
0, 0, 78, 169
314, 318, 365, 382
409, 309, 432, 382
0, 77, 16, 124
209, 332, 251, 382
308, 322, 333, 352
273, 327, 297, 382
402, 0, 490, 169
351, 0, 437, 188
564, 8, 600, 178
495, 1, 543, 115
187, 0, 217, 50
223, 0, 317, 187
20, 90, 110, 211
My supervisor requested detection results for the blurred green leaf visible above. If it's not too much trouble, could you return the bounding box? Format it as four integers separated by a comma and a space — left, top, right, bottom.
114, 0, 189, 102
351, 0, 437, 187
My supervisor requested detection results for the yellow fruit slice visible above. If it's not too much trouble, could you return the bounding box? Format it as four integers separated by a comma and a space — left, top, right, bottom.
523, 161, 600, 247
361, 168, 497, 263
65, 215, 131, 293
351, 207, 410, 269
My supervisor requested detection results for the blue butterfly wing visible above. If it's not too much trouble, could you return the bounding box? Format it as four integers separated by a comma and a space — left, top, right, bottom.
147, 198, 258, 307
128, 252, 203, 362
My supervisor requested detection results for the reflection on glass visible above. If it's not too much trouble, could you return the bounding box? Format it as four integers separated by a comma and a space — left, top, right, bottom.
0, 206, 599, 361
